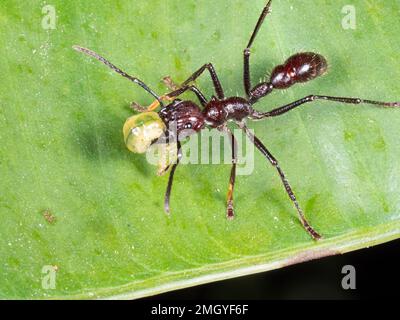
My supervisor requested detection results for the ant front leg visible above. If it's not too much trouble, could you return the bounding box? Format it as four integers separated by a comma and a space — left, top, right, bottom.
130, 76, 181, 112
169, 63, 225, 99
219, 126, 238, 220
131, 76, 209, 112
239, 122, 321, 240
163, 76, 208, 107
162, 76, 180, 91
250, 95, 400, 119
130, 77, 179, 112
130, 99, 167, 112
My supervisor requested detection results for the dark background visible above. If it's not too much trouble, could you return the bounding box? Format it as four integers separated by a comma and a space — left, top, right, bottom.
147, 239, 399, 300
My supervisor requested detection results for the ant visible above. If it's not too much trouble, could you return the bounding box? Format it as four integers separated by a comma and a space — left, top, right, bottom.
74, 0, 399, 240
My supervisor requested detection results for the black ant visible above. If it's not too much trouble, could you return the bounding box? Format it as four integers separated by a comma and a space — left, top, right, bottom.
74, 0, 399, 240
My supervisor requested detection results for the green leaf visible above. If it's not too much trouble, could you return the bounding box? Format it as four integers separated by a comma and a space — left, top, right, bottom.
1, 0, 399, 299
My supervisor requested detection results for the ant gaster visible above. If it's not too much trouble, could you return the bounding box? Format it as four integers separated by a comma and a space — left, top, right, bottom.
74, 0, 399, 240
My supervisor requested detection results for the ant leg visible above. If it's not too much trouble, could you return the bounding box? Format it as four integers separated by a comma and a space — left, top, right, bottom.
187, 86, 208, 107
170, 63, 225, 99
163, 76, 180, 91
168, 85, 208, 107
73, 45, 165, 107
132, 77, 209, 112
130, 76, 180, 112
130, 99, 166, 112
164, 141, 182, 214
251, 95, 400, 119
130, 77, 180, 112
130, 93, 176, 113
243, 0, 272, 96
163, 76, 208, 107
219, 126, 238, 220
239, 122, 321, 240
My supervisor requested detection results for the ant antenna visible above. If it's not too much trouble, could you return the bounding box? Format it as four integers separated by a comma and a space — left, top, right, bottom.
73, 45, 164, 107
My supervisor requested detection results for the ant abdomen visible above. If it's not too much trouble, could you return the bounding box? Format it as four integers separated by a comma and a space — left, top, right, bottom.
270, 52, 328, 89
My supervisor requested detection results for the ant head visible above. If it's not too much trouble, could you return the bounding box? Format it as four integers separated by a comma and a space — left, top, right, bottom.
123, 112, 166, 153
159, 100, 205, 139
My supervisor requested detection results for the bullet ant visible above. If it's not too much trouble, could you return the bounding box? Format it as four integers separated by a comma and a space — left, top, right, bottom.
74, 0, 399, 240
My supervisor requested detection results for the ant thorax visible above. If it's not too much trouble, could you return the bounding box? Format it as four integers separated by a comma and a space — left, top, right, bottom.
203, 97, 252, 127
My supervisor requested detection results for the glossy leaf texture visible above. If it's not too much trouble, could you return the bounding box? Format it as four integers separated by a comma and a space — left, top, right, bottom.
0, 0, 399, 299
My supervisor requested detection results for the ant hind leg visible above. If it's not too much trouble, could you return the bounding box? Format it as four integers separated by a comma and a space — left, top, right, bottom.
250, 94, 400, 119
239, 121, 321, 240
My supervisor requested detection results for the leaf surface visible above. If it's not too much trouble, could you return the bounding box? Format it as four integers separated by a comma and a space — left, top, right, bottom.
0, 0, 399, 299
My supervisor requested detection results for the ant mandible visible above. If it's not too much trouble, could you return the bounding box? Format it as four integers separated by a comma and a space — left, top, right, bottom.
74, 0, 399, 240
